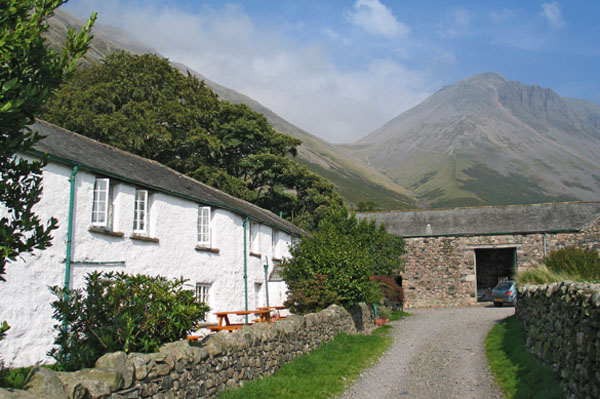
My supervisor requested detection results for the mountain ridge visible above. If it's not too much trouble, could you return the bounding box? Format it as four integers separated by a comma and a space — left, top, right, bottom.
347, 72, 600, 207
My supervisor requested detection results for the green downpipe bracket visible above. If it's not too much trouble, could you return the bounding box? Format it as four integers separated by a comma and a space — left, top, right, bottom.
243, 216, 249, 324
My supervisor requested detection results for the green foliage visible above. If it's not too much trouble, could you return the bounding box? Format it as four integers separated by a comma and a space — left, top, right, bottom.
485, 316, 564, 399
42, 51, 343, 231
354, 200, 381, 211
0, 0, 95, 277
517, 265, 572, 285
282, 207, 405, 313
284, 274, 340, 315
544, 247, 600, 281
49, 271, 209, 371
218, 330, 392, 399
0, 365, 34, 389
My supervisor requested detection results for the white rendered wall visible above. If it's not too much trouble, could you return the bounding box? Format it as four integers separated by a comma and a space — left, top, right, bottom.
0, 160, 293, 367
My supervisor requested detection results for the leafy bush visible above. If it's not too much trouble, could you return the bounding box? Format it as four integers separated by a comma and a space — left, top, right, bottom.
282, 207, 405, 313
371, 276, 404, 309
49, 272, 208, 371
285, 274, 340, 315
545, 247, 600, 281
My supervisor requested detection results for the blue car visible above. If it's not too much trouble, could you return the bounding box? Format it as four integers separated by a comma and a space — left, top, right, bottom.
491, 280, 517, 307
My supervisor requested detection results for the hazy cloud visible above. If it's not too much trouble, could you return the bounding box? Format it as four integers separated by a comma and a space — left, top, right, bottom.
345, 0, 410, 38
440, 8, 471, 38
540, 2, 566, 28
64, 0, 430, 143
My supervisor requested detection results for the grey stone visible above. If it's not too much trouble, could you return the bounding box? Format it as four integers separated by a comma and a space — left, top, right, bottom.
24, 367, 68, 399
96, 351, 134, 389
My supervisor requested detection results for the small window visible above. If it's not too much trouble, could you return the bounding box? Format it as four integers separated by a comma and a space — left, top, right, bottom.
133, 189, 148, 234
197, 206, 211, 246
195, 283, 210, 304
92, 178, 111, 227
272, 230, 280, 258
249, 221, 259, 253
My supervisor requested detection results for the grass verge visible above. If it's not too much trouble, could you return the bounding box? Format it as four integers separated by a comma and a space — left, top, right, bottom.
485, 316, 564, 399
390, 310, 411, 321
218, 326, 392, 399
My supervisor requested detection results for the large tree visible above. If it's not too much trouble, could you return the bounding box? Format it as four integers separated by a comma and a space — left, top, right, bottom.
43, 52, 343, 230
0, 0, 96, 279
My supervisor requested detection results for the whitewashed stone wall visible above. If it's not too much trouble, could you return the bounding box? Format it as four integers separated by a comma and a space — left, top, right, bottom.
0, 160, 295, 367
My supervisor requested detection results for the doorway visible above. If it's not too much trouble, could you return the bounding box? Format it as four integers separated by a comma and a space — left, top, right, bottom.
475, 248, 516, 302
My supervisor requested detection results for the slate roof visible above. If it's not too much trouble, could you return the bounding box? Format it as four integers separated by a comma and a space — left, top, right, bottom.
30, 119, 305, 236
357, 202, 600, 238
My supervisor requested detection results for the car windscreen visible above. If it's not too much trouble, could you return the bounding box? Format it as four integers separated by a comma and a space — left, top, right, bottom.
495, 282, 513, 290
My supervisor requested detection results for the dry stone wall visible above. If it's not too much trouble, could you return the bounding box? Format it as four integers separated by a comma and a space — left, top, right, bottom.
402, 216, 600, 307
0, 304, 362, 399
517, 282, 600, 399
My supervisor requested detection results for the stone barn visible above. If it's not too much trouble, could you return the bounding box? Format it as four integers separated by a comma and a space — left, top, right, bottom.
358, 202, 600, 308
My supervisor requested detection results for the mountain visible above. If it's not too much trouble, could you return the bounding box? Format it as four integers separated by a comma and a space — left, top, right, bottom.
347, 72, 600, 208
46, 9, 417, 210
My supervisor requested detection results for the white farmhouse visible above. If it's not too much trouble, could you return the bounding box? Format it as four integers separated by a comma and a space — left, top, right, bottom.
0, 120, 304, 367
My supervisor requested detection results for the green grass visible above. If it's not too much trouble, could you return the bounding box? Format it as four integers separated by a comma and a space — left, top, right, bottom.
389, 310, 411, 321
485, 316, 564, 399
218, 327, 392, 399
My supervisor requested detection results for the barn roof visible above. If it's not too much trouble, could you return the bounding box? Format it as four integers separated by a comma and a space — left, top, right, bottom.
29, 119, 306, 237
357, 202, 600, 238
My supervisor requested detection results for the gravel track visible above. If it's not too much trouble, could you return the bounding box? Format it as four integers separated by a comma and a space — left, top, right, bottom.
341, 305, 514, 399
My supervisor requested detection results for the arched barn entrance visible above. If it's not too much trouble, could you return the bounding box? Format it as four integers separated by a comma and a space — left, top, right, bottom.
474, 247, 517, 302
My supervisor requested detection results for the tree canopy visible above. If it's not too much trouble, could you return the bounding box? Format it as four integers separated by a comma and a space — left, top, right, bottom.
43, 51, 342, 231
0, 0, 95, 278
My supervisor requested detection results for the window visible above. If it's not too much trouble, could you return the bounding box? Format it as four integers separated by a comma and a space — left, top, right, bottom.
272, 230, 280, 258
249, 221, 259, 253
195, 283, 210, 304
92, 178, 111, 227
197, 206, 211, 246
133, 189, 148, 234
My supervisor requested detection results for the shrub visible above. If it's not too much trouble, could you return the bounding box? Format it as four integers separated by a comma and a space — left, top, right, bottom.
371, 276, 403, 309
545, 247, 600, 281
282, 207, 405, 313
517, 265, 572, 285
49, 272, 209, 371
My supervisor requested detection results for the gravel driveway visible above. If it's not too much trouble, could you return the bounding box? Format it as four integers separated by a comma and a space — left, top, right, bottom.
341, 305, 514, 399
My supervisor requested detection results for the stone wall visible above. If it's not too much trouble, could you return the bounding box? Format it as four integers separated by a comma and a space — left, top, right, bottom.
0, 304, 362, 399
402, 216, 600, 307
516, 282, 600, 399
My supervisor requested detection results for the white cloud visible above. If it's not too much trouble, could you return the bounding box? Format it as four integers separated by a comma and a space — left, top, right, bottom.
62, 0, 430, 143
440, 8, 471, 38
540, 2, 566, 28
345, 0, 409, 39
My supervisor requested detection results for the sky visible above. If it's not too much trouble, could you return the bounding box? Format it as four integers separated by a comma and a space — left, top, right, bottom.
63, 0, 600, 144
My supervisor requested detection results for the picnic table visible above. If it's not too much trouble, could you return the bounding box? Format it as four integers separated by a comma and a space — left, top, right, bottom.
207, 309, 272, 332
257, 306, 288, 321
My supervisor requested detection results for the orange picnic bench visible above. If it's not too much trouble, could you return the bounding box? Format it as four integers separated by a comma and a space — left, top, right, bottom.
207, 309, 272, 332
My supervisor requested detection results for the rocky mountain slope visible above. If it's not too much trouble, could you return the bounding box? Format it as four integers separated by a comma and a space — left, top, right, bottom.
348, 72, 600, 207
46, 9, 417, 210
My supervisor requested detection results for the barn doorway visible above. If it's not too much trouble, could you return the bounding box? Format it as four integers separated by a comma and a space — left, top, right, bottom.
475, 248, 517, 302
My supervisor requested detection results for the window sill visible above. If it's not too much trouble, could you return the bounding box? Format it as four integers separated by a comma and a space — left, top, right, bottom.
249, 252, 262, 258
130, 234, 159, 243
272, 257, 283, 263
195, 245, 220, 254
89, 226, 125, 238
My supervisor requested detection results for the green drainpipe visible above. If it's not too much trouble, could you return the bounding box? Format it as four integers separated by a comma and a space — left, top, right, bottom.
243, 216, 249, 324
64, 165, 79, 293
63, 165, 78, 331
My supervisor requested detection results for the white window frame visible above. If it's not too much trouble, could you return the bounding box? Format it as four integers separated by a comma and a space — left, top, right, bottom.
92, 178, 111, 227
195, 282, 210, 304
133, 189, 148, 234
197, 206, 211, 247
